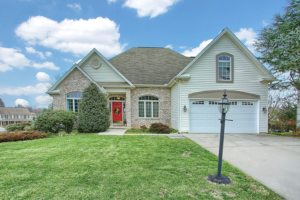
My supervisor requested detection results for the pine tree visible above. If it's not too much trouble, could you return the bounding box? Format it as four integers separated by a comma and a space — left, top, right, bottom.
78, 83, 110, 133
0, 98, 5, 107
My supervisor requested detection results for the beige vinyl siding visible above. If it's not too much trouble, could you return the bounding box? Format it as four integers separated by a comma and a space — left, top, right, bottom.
81, 53, 125, 82
180, 35, 268, 133
171, 83, 179, 129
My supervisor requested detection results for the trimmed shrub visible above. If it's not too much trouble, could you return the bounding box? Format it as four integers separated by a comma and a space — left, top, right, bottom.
0, 130, 47, 143
35, 110, 76, 133
140, 125, 147, 130
78, 83, 110, 133
6, 121, 33, 132
149, 123, 171, 133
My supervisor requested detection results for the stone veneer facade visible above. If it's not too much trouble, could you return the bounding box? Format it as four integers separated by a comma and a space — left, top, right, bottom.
52, 68, 92, 111
51, 69, 171, 128
129, 87, 171, 129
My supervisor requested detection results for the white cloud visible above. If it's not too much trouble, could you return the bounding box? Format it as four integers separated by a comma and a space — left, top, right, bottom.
123, 0, 179, 18
35, 95, 53, 104
179, 46, 187, 49
181, 39, 213, 57
26, 46, 45, 59
67, 3, 82, 11
32, 61, 59, 70
234, 28, 258, 53
0, 47, 30, 71
0, 47, 58, 72
108, 0, 117, 3
36, 72, 50, 81
15, 99, 29, 107
165, 44, 173, 49
262, 20, 269, 27
63, 58, 74, 63
0, 83, 51, 95
45, 51, 52, 57
15, 16, 126, 57
0, 63, 13, 72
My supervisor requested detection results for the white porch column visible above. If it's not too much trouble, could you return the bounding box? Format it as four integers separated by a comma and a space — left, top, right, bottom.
126, 89, 132, 127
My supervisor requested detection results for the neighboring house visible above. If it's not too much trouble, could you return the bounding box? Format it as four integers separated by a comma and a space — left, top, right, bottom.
47, 28, 276, 134
30, 112, 36, 120
0, 107, 32, 127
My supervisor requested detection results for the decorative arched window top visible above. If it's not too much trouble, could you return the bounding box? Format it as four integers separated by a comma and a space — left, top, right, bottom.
109, 97, 125, 100
216, 53, 234, 83
67, 92, 82, 98
66, 92, 82, 113
138, 96, 159, 118
139, 96, 158, 100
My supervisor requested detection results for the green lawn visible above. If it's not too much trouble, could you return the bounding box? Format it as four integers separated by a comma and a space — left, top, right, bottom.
0, 134, 281, 199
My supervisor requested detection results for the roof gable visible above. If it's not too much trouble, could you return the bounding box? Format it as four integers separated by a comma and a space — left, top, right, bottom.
77, 48, 134, 86
46, 64, 107, 94
175, 28, 276, 81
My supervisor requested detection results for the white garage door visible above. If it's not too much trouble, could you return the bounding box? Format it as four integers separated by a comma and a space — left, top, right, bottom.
189, 100, 258, 133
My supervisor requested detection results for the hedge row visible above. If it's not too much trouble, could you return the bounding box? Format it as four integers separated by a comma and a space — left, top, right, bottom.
0, 130, 47, 143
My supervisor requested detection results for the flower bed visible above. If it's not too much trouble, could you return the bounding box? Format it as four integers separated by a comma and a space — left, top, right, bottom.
0, 130, 47, 143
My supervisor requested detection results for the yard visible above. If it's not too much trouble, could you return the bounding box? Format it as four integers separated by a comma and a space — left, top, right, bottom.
0, 134, 281, 199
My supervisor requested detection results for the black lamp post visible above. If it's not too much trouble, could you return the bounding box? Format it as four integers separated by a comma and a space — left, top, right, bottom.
217, 91, 230, 179
206, 91, 232, 185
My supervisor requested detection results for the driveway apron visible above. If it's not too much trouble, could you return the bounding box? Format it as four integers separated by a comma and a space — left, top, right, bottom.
183, 133, 300, 200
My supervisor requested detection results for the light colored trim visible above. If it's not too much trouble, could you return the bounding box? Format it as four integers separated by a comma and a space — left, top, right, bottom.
178, 80, 181, 132
175, 28, 275, 80
188, 90, 260, 100
46, 64, 107, 94
77, 48, 135, 87
216, 53, 234, 83
135, 84, 168, 88
75, 64, 107, 93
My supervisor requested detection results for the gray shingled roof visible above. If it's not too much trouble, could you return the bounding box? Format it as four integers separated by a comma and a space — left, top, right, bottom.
109, 47, 194, 85
0, 107, 31, 115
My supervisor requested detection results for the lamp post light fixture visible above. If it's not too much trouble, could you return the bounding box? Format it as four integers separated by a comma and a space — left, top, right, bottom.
206, 90, 232, 185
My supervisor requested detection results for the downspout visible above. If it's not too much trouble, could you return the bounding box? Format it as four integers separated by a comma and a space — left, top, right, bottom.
178, 80, 181, 133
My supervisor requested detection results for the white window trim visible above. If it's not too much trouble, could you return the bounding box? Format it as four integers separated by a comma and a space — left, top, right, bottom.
218, 56, 231, 81
138, 99, 159, 118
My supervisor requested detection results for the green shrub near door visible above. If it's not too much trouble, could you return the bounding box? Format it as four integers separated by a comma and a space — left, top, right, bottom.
78, 83, 110, 133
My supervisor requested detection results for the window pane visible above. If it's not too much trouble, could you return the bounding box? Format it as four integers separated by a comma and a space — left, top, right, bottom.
75, 99, 79, 113
146, 102, 152, 117
139, 102, 144, 117
153, 102, 159, 117
67, 99, 73, 111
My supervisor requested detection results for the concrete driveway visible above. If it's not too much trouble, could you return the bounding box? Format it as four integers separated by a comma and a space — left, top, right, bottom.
183, 133, 300, 200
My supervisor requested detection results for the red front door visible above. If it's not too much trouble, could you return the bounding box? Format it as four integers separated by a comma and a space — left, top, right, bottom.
112, 102, 122, 122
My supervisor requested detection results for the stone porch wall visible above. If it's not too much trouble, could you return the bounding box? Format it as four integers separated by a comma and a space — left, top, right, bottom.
52, 68, 92, 111
130, 87, 171, 129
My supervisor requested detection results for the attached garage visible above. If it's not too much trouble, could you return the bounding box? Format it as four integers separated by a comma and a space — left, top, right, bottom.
188, 90, 260, 134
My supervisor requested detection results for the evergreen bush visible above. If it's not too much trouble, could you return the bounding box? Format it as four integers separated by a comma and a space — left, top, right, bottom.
78, 83, 110, 133
35, 110, 76, 133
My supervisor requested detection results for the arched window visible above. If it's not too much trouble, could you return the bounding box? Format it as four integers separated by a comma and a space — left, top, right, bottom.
109, 97, 125, 100
216, 53, 234, 83
66, 92, 82, 113
138, 96, 159, 118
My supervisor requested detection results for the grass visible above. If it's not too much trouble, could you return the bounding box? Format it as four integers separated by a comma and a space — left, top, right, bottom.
0, 134, 281, 199
268, 132, 300, 139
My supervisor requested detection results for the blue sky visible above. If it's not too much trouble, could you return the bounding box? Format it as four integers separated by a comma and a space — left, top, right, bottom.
0, 0, 286, 108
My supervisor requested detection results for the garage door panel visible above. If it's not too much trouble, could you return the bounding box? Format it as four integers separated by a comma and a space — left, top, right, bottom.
190, 100, 258, 134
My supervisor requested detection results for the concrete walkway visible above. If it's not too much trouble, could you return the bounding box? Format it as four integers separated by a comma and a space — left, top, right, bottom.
98, 129, 126, 135
183, 133, 300, 200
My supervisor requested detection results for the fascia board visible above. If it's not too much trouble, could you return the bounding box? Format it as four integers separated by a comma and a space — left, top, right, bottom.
175, 27, 275, 80
78, 48, 135, 87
